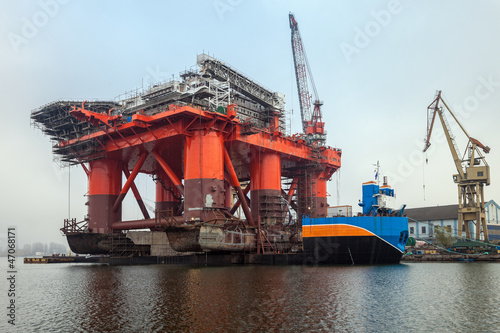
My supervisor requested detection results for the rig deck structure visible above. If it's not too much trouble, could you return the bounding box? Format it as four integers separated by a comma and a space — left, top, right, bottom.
31, 54, 341, 256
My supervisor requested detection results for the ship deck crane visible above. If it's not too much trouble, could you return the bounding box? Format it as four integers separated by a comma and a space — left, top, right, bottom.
289, 13, 326, 142
424, 90, 491, 241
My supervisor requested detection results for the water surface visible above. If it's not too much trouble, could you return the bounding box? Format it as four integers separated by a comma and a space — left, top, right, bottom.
2, 261, 500, 332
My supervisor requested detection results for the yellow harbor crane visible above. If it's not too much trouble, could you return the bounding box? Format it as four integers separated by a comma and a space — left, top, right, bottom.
423, 90, 491, 241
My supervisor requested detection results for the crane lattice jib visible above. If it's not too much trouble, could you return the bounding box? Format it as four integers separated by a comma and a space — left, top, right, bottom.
289, 13, 312, 133
423, 90, 491, 241
424, 91, 464, 179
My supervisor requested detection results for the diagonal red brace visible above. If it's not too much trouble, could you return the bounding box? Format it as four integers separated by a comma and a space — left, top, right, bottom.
112, 152, 148, 212
122, 167, 150, 219
152, 150, 184, 196
80, 163, 90, 177
287, 176, 299, 203
229, 182, 251, 215
224, 147, 255, 226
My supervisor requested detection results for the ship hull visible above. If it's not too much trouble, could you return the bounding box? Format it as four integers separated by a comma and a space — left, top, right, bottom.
302, 216, 409, 265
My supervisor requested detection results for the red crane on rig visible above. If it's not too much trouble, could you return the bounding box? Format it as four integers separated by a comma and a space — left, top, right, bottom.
289, 12, 326, 142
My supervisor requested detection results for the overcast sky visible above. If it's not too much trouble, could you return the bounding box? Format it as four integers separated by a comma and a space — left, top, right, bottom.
1, 0, 500, 247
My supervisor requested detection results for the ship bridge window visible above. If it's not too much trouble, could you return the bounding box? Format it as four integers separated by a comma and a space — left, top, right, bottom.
421, 226, 427, 234
409, 227, 414, 234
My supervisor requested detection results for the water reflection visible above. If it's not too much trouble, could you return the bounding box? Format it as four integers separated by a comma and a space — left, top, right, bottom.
73, 266, 127, 332
5, 262, 500, 332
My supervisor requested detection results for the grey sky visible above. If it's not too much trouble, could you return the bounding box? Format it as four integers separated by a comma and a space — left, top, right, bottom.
1, 0, 499, 247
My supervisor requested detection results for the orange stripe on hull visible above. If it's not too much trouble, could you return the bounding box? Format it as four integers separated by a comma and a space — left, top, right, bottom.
302, 224, 375, 238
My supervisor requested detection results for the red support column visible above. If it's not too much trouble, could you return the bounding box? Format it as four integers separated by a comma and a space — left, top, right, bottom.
184, 130, 225, 222
88, 159, 122, 233
250, 150, 283, 228
299, 171, 327, 219
315, 172, 328, 218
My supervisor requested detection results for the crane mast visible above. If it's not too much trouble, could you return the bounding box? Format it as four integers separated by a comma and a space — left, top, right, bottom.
289, 13, 325, 142
423, 90, 491, 241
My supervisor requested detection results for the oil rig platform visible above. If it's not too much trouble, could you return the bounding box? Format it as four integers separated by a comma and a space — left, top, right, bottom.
31, 53, 341, 259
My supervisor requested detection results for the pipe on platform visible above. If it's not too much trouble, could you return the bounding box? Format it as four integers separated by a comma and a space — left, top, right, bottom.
110, 218, 158, 230
152, 150, 185, 196
112, 152, 148, 212
122, 166, 150, 219
223, 147, 255, 226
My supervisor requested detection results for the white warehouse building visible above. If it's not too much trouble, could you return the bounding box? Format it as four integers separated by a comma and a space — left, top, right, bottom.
405, 200, 500, 242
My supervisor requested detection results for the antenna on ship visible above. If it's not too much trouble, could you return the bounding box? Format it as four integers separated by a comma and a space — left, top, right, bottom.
373, 161, 380, 186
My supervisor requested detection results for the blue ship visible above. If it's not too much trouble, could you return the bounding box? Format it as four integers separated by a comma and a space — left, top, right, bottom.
302, 181, 409, 264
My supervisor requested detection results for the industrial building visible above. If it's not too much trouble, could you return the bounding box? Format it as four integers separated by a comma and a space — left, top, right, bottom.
406, 200, 500, 242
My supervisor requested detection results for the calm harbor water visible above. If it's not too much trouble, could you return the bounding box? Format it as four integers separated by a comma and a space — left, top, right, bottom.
2, 261, 500, 332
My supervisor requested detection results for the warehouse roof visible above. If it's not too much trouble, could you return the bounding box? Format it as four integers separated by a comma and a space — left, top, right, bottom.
405, 204, 458, 222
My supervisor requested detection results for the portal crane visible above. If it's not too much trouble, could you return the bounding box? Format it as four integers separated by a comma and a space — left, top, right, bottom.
289, 13, 325, 142
424, 90, 491, 241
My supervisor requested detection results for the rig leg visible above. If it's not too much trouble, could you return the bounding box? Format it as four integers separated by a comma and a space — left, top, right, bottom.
88, 159, 122, 233
250, 150, 283, 228
184, 130, 225, 222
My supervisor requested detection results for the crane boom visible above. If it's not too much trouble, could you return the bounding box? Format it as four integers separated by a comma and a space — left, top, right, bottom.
424, 91, 464, 179
423, 90, 491, 241
423, 90, 490, 181
289, 13, 325, 140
